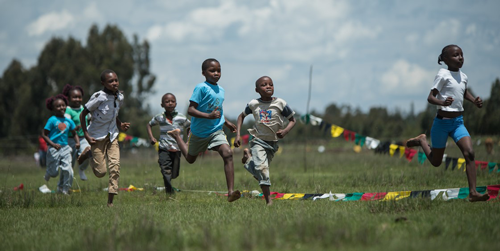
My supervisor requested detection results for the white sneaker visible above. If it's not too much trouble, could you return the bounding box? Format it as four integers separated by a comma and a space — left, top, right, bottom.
39, 184, 51, 194
79, 169, 88, 181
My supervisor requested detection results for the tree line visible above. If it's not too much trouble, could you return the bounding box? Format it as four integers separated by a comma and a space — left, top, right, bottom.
0, 24, 499, 154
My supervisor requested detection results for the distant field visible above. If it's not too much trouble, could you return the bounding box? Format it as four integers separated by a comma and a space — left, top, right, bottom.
1, 140, 499, 251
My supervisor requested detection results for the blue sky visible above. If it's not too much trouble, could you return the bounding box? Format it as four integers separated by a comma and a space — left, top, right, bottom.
1, 0, 499, 118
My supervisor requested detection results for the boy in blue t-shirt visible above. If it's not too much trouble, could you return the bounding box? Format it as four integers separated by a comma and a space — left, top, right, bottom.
168, 58, 241, 202
41, 94, 79, 195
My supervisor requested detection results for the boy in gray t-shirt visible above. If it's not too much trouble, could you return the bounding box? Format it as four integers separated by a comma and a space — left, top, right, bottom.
234, 76, 296, 205
147, 93, 190, 195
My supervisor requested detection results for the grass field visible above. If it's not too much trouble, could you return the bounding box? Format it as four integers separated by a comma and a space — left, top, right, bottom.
1, 140, 499, 251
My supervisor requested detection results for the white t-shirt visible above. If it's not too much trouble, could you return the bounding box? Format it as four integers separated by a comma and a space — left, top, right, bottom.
84, 90, 124, 142
431, 68, 468, 112
243, 97, 295, 141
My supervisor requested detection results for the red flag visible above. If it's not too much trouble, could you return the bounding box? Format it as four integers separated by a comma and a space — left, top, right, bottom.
404, 148, 417, 162
14, 183, 24, 191
487, 185, 500, 200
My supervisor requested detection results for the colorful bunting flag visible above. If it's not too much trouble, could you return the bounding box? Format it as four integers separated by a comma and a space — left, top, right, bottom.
389, 144, 399, 157
418, 152, 427, 164
330, 125, 344, 138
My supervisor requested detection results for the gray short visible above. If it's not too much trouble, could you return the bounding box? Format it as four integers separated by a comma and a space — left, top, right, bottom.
68, 137, 90, 170
188, 130, 229, 156
244, 138, 279, 186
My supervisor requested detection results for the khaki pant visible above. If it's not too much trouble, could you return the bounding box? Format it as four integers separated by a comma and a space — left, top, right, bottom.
90, 136, 120, 194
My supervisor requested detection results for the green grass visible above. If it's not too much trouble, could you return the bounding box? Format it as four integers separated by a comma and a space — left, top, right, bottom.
1, 140, 500, 251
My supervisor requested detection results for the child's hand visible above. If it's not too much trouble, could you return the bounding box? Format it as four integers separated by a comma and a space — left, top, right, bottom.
233, 135, 241, 148
75, 143, 80, 149
442, 97, 454, 106
85, 135, 96, 145
120, 122, 131, 131
74, 125, 81, 131
53, 143, 62, 150
150, 137, 157, 145
474, 96, 483, 108
225, 121, 237, 133
208, 107, 221, 119
276, 129, 288, 139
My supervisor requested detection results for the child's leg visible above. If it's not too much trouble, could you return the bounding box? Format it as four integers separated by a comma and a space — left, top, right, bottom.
456, 136, 489, 202
106, 139, 120, 202
215, 144, 240, 202
90, 139, 108, 178
260, 185, 272, 205
45, 147, 61, 181
158, 150, 174, 194
59, 145, 74, 194
168, 129, 197, 163
406, 134, 445, 166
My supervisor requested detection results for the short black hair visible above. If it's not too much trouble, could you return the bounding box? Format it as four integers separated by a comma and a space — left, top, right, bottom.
438, 44, 460, 65
62, 84, 84, 98
201, 58, 219, 71
162, 93, 176, 101
45, 94, 68, 111
255, 76, 272, 87
100, 69, 116, 82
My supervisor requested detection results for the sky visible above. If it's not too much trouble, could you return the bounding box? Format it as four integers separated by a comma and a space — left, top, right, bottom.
1, 0, 499, 119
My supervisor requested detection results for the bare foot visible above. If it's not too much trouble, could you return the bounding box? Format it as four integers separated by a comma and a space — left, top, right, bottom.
242, 148, 251, 164
469, 193, 490, 202
107, 203, 114, 207
167, 128, 181, 138
266, 200, 273, 206
406, 134, 426, 148
78, 146, 91, 165
228, 190, 241, 202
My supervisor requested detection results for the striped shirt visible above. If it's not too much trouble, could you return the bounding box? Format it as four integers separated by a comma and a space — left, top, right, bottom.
149, 112, 190, 151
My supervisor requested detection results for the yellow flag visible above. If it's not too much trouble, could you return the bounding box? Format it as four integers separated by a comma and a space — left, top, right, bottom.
230, 137, 235, 149
399, 146, 405, 158
458, 158, 466, 172
382, 191, 411, 201
279, 193, 305, 200
118, 132, 127, 142
331, 125, 344, 138
389, 144, 399, 156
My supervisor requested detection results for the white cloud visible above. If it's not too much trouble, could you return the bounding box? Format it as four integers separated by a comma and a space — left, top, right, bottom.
423, 19, 460, 45
380, 60, 435, 94
82, 2, 102, 21
26, 10, 74, 36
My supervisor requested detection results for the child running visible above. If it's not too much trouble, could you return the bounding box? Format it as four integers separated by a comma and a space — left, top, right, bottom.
80, 69, 130, 207
168, 58, 241, 202
147, 93, 190, 195
41, 94, 79, 195
405, 44, 489, 202
62, 84, 90, 181
233, 76, 296, 205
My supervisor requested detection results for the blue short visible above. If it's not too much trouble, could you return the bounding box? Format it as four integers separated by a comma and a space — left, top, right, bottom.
430, 115, 470, 148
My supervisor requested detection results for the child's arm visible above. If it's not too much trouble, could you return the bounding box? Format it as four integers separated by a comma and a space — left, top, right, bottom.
464, 89, 483, 108
146, 123, 157, 145
233, 112, 246, 148
116, 117, 130, 132
72, 130, 80, 149
41, 129, 60, 150
80, 109, 96, 144
427, 89, 453, 106
224, 117, 237, 133
187, 101, 220, 119
276, 116, 296, 139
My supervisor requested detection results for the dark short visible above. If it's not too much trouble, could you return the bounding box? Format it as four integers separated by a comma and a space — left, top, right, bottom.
158, 150, 181, 179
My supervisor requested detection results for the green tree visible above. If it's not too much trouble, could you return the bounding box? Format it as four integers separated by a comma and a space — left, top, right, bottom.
481, 78, 500, 135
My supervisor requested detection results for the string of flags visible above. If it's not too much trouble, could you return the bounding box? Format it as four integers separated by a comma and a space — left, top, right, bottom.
300, 114, 500, 173
8, 183, 494, 202
240, 184, 500, 202
118, 132, 149, 147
